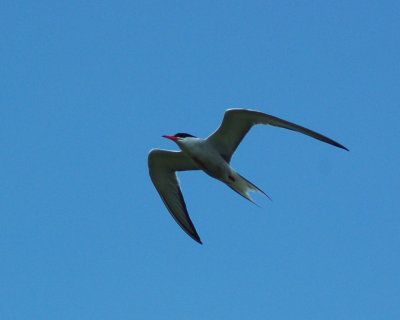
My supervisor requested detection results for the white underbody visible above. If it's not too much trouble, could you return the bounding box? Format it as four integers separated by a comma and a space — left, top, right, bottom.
177, 137, 233, 183
176, 137, 266, 203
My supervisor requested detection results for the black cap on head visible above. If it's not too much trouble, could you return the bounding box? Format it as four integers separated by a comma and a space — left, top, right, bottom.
174, 133, 196, 138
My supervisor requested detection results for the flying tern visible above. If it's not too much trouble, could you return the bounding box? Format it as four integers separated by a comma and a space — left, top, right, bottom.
148, 109, 348, 244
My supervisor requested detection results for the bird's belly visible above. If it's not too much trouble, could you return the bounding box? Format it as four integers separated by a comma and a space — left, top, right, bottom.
181, 141, 231, 180
191, 154, 230, 180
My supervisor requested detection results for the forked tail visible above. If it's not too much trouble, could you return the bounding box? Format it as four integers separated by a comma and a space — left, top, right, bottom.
227, 171, 271, 205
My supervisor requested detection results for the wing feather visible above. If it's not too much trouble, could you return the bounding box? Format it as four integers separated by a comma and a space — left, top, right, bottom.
207, 109, 348, 162
148, 149, 202, 244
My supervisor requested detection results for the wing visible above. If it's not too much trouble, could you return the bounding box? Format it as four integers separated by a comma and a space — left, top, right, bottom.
207, 109, 349, 162
148, 149, 202, 244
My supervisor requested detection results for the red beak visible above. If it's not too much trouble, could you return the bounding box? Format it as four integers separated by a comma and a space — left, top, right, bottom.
162, 135, 179, 141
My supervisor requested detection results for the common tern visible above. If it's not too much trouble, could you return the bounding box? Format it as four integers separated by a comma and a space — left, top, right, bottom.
148, 109, 348, 244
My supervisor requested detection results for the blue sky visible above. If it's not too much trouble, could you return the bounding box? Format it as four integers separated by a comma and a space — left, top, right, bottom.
1, 1, 399, 319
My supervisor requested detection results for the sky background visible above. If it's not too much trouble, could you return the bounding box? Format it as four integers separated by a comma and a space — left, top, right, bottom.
1, 1, 399, 319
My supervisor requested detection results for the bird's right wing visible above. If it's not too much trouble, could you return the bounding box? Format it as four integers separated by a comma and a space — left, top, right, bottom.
148, 149, 202, 244
207, 109, 348, 162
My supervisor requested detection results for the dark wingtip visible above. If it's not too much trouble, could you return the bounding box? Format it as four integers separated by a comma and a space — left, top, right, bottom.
193, 235, 203, 245
187, 228, 202, 244
329, 140, 349, 151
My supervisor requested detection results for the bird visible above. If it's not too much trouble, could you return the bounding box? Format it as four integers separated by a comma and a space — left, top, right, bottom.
148, 109, 348, 244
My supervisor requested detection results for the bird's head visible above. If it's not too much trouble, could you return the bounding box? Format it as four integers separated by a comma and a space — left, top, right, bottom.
162, 133, 196, 143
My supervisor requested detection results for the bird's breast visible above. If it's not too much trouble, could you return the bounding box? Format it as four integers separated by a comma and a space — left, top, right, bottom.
182, 142, 230, 179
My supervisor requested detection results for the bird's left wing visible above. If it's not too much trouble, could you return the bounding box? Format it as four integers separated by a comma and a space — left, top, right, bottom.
207, 109, 348, 162
148, 149, 202, 244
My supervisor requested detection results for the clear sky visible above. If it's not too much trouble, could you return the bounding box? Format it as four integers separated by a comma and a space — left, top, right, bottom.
1, 1, 399, 319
